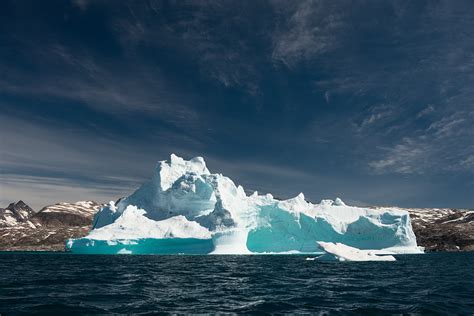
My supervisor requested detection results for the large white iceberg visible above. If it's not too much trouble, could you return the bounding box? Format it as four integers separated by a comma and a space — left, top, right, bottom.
66, 154, 422, 255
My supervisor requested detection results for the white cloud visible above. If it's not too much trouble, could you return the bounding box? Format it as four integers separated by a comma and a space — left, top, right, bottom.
358, 105, 396, 130
416, 105, 435, 118
369, 138, 427, 175
271, 1, 347, 67
428, 112, 468, 137
368, 111, 474, 175
460, 155, 474, 169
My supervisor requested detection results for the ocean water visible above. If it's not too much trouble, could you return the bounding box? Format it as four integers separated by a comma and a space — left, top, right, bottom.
0, 252, 473, 314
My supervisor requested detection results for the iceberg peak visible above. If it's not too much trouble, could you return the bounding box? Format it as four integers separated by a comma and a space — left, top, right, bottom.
333, 198, 346, 206
157, 154, 210, 191
319, 199, 334, 206
296, 192, 305, 201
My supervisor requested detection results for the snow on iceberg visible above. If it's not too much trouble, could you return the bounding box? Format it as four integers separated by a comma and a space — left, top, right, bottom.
316, 242, 396, 261
86, 205, 211, 240
66, 154, 423, 255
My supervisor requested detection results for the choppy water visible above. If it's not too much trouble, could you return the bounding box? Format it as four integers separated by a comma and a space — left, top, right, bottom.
0, 252, 473, 314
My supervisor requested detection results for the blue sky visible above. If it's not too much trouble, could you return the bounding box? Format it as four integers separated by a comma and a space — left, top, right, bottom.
1, 0, 473, 209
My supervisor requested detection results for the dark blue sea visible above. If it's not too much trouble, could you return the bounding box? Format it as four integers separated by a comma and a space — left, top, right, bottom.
0, 252, 473, 315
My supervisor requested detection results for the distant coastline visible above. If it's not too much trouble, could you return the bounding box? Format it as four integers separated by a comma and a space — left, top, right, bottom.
1, 199, 472, 253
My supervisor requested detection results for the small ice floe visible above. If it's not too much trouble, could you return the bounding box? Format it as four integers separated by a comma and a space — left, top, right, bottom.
305, 257, 316, 261
316, 242, 396, 262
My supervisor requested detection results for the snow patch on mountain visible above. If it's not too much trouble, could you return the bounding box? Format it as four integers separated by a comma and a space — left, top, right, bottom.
0, 201, 34, 228
39, 201, 99, 216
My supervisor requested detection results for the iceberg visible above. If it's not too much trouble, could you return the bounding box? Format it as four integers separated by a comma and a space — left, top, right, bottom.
66, 154, 422, 255
316, 242, 396, 261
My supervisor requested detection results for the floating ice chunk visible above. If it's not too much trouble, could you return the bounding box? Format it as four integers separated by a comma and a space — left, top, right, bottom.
316, 241, 396, 262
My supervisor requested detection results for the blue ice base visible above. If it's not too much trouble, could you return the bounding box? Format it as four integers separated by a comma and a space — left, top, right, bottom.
66, 238, 215, 254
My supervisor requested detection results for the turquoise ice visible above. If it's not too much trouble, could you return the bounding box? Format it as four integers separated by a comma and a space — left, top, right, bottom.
66, 238, 214, 255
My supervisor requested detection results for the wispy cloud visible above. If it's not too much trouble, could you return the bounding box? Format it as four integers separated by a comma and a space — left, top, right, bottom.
357, 105, 397, 131
271, 0, 348, 67
0, 42, 201, 127
459, 155, 474, 169
369, 138, 428, 175
369, 111, 474, 175
71, 0, 88, 12
108, 1, 266, 95
416, 105, 435, 118
275, 1, 474, 178
428, 112, 468, 137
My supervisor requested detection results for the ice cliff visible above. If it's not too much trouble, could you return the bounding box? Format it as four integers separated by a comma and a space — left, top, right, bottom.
66, 154, 422, 254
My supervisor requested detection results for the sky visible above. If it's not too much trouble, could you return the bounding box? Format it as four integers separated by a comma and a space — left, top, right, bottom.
1, 0, 473, 210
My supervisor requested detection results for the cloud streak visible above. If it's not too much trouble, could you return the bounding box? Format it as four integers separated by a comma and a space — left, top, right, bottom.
369, 111, 474, 175
271, 0, 349, 67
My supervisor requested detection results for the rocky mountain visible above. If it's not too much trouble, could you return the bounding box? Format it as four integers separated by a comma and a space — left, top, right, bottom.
32, 201, 99, 227
409, 208, 474, 252
0, 200, 472, 252
0, 201, 100, 251
0, 201, 35, 227
372, 206, 474, 252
